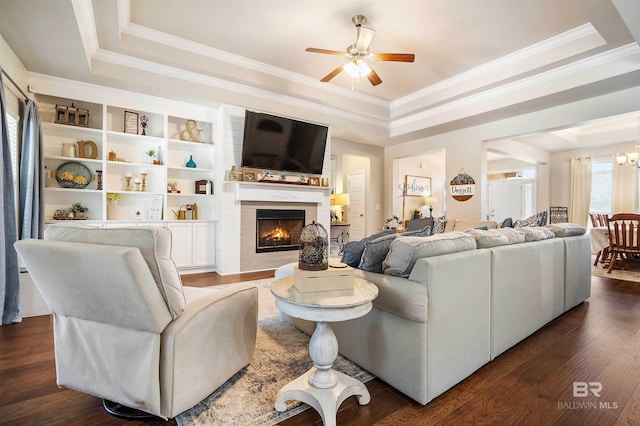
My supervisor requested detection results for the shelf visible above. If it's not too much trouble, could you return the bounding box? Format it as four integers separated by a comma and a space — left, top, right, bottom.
45, 155, 103, 164
45, 187, 103, 194
168, 166, 214, 173
167, 193, 213, 197
168, 138, 214, 147
108, 160, 164, 168
106, 130, 164, 144
42, 121, 103, 136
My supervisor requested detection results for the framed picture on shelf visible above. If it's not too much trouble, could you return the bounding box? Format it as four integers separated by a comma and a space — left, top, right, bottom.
167, 181, 180, 193
195, 179, 208, 194
404, 175, 431, 196
308, 177, 320, 186
242, 170, 258, 182
124, 111, 139, 134
149, 195, 163, 220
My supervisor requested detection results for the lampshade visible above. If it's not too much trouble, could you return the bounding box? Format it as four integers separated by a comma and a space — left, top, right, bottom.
423, 196, 437, 206
617, 153, 628, 165
333, 193, 350, 206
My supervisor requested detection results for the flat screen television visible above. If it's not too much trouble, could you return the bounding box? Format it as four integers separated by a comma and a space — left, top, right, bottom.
241, 110, 328, 175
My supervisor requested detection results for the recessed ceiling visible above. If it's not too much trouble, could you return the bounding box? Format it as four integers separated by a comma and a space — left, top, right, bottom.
1, 0, 639, 150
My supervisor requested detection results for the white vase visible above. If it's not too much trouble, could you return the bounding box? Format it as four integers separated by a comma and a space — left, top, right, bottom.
107, 200, 118, 220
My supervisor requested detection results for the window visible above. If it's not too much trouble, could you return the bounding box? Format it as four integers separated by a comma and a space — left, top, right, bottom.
590, 157, 612, 215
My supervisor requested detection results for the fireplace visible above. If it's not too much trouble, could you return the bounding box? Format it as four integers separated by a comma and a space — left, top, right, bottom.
256, 209, 305, 253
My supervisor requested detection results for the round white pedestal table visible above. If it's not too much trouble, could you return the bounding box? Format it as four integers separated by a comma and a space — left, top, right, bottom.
270, 276, 378, 426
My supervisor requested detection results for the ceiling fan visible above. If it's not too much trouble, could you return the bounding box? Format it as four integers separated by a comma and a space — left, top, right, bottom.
306, 15, 415, 86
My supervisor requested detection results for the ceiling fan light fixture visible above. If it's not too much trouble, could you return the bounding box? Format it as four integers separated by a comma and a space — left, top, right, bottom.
344, 59, 371, 78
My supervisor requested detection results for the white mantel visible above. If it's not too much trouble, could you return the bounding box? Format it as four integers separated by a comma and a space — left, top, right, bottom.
234, 181, 328, 204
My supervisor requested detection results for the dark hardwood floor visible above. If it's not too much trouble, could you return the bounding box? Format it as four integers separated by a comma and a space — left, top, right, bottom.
1, 273, 639, 425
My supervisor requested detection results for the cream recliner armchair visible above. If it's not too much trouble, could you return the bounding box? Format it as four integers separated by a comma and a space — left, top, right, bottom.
14, 224, 258, 419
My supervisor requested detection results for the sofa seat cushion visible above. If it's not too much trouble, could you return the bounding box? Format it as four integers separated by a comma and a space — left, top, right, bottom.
382, 231, 477, 278
358, 226, 432, 273
519, 226, 556, 241
44, 223, 186, 319
353, 269, 428, 323
546, 223, 586, 237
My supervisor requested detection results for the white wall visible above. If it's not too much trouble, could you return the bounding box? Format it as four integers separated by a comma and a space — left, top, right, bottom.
396, 151, 446, 220
549, 141, 639, 211
331, 137, 384, 234
386, 85, 640, 222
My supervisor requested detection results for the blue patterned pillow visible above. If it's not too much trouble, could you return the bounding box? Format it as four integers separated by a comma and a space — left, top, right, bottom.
359, 233, 398, 273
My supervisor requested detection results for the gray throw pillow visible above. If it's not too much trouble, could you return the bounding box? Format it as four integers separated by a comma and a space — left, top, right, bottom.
340, 229, 396, 267
359, 233, 398, 273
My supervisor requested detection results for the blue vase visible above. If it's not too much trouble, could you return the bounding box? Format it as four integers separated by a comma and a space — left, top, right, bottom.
186, 155, 196, 168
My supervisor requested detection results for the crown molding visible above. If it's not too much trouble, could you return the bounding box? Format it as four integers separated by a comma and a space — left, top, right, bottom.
389, 43, 640, 137
71, 0, 99, 69
90, 48, 389, 131
389, 24, 606, 118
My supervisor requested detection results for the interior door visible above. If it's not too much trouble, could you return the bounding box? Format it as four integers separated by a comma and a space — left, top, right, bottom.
347, 171, 366, 240
488, 180, 523, 222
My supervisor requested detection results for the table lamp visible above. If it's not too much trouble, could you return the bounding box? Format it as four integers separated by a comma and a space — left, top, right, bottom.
423, 196, 437, 218
333, 193, 350, 223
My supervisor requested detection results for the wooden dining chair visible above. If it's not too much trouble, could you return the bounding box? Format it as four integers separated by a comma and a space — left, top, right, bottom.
591, 213, 610, 265
606, 213, 640, 273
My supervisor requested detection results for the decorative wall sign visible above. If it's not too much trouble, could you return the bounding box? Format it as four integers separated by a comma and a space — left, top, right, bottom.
124, 111, 139, 134
404, 175, 431, 196
450, 169, 476, 201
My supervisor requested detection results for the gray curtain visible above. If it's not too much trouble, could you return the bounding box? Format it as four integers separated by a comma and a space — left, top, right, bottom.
19, 100, 44, 239
0, 68, 21, 325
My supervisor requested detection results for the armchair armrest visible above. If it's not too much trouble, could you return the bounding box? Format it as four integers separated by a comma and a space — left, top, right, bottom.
159, 284, 258, 418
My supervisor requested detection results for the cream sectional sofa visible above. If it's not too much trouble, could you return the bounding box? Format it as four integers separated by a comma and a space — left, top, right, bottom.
278, 223, 591, 406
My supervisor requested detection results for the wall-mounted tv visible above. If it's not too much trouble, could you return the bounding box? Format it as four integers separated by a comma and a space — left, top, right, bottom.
241, 110, 328, 175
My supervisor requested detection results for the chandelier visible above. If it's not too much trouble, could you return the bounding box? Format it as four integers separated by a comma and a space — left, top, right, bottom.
616, 145, 640, 167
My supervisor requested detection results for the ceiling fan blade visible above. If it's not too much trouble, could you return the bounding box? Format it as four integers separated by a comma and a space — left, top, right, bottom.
367, 67, 382, 86
320, 65, 345, 82
355, 26, 376, 51
372, 53, 415, 62
306, 48, 346, 56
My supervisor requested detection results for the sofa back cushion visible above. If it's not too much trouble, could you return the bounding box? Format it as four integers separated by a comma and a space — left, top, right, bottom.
518, 226, 556, 241
44, 224, 186, 319
465, 228, 511, 248
546, 223, 586, 237
383, 231, 477, 278
445, 219, 498, 232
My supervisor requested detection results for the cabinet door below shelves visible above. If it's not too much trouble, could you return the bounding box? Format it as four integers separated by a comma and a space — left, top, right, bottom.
167, 223, 193, 268
193, 222, 215, 267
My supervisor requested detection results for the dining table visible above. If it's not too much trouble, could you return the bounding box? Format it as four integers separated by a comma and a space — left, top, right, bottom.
589, 226, 609, 255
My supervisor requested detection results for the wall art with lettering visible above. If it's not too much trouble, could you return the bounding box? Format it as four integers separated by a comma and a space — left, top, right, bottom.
450, 169, 476, 201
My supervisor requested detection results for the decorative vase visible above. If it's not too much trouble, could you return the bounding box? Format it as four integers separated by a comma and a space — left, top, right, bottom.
107, 200, 118, 220
186, 155, 196, 168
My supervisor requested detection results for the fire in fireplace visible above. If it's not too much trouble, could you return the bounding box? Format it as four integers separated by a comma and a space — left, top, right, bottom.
256, 209, 305, 253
